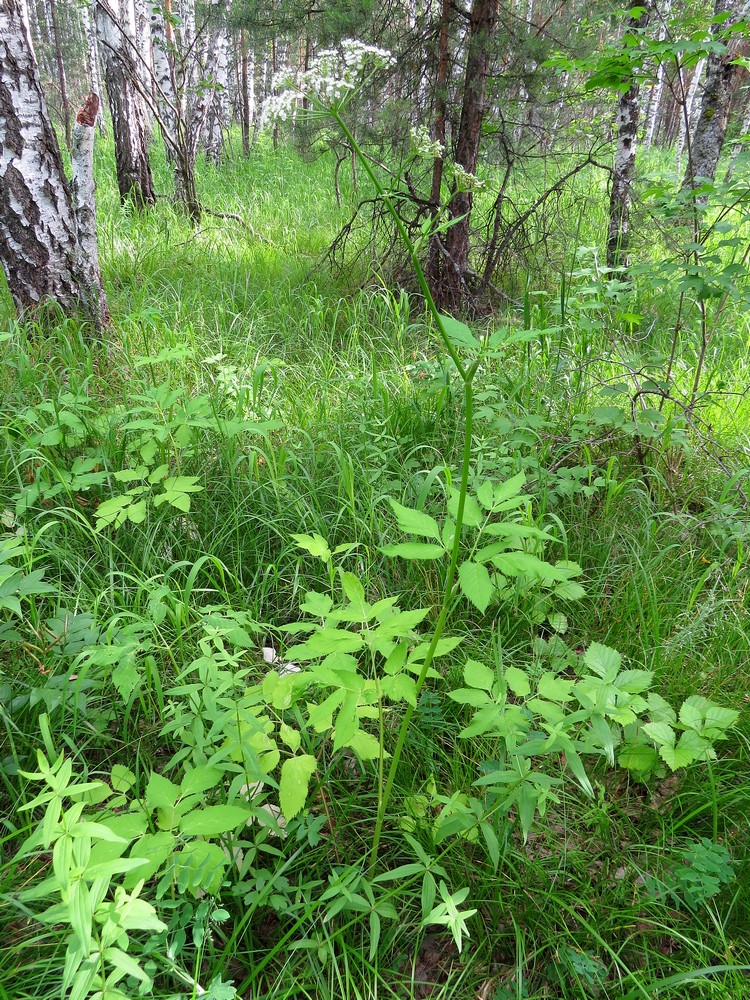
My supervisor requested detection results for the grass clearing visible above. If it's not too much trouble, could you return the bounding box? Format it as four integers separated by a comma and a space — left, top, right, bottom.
1, 135, 749, 999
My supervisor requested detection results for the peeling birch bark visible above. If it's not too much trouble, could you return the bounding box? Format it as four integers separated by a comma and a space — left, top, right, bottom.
97, 0, 156, 207
0, 0, 107, 328
607, 5, 650, 271
71, 93, 109, 330
682, 0, 750, 191
204, 7, 230, 166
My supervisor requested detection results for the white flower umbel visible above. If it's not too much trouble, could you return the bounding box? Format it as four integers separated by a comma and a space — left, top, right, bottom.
410, 124, 444, 160
452, 163, 486, 192
261, 39, 396, 128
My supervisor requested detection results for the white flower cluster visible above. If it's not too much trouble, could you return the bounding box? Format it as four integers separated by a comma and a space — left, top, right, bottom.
261, 39, 396, 127
410, 124, 444, 160
453, 162, 486, 192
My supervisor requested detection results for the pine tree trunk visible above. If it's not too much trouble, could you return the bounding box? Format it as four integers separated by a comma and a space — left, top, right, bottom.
0, 0, 107, 327
607, 5, 650, 269
425, 0, 452, 292
96, 0, 156, 207
433, 0, 499, 312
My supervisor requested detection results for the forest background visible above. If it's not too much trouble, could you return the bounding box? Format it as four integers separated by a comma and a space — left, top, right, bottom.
1, 0, 750, 998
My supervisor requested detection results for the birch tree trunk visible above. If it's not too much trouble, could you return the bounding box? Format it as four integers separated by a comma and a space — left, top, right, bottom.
644, 0, 672, 148
607, 5, 650, 270
149, 0, 178, 158
0, 0, 107, 328
204, 7, 230, 166
676, 57, 705, 173
82, 0, 105, 131
682, 0, 750, 191
433, 0, 499, 312
49, 0, 71, 148
71, 92, 109, 329
96, 0, 156, 207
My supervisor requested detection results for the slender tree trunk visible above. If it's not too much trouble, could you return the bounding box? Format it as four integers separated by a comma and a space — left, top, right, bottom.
82, 0, 105, 131
425, 0, 452, 290
644, 0, 672, 148
204, 3, 230, 166
724, 87, 750, 180
71, 92, 109, 329
240, 28, 250, 156
607, 5, 651, 270
676, 57, 705, 173
682, 0, 749, 191
433, 0, 499, 312
0, 0, 107, 327
48, 0, 71, 148
96, 0, 156, 207
149, 0, 178, 159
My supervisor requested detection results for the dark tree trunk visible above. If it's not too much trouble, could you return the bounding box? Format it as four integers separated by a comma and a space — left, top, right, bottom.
96, 0, 156, 208
682, 0, 748, 191
0, 0, 108, 327
432, 0, 499, 312
607, 5, 650, 270
425, 0, 452, 291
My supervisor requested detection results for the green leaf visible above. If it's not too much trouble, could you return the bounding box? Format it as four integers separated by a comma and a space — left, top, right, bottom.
179, 804, 253, 837
380, 542, 445, 560
387, 499, 441, 540
292, 533, 332, 562
146, 772, 179, 810
457, 560, 494, 613
583, 643, 622, 679
287, 628, 364, 658
381, 674, 417, 706
537, 672, 573, 701
279, 755, 317, 820
642, 721, 675, 748
618, 742, 660, 773
181, 766, 223, 797
447, 489, 483, 527
492, 472, 526, 506
345, 729, 382, 760
300, 590, 333, 617
504, 666, 531, 698
439, 313, 482, 354
463, 659, 495, 691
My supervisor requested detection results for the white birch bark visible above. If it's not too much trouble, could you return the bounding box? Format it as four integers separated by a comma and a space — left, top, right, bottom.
644, 0, 673, 148
149, 0, 178, 153
204, 4, 230, 166
97, 0, 156, 206
71, 93, 109, 329
676, 57, 706, 173
724, 88, 750, 181
682, 0, 750, 190
0, 0, 106, 326
607, 6, 650, 270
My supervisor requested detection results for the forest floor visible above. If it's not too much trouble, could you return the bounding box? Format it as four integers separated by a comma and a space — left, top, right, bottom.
1, 138, 749, 999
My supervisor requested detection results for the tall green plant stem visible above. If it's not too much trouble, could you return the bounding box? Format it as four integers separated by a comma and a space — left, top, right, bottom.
370, 376, 474, 868
327, 108, 480, 868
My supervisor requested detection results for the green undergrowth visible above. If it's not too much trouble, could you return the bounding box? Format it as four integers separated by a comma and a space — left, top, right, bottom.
0, 137, 749, 1000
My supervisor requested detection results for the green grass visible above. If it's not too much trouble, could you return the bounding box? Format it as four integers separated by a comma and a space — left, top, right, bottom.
0, 133, 749, 1000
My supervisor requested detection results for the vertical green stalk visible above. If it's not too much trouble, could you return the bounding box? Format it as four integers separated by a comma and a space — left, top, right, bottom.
326, 108, 480, 868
